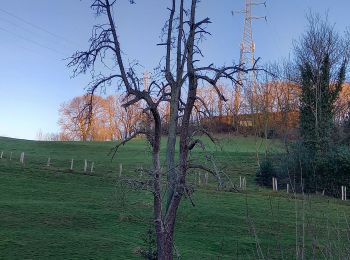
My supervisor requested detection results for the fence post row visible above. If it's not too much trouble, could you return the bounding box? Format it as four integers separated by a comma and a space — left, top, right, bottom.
4, 150, 349, 203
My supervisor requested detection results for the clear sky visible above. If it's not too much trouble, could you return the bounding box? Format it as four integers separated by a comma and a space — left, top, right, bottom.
0, 0, 349, 140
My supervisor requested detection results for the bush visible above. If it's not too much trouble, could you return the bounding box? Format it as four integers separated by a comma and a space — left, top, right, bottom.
140, 224, 157, 260
256, 144, 350, 197
256, 158, 276, 187
278, 144, 350, 196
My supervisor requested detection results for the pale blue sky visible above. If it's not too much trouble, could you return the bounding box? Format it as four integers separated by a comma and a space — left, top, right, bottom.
0, 0, 349, 140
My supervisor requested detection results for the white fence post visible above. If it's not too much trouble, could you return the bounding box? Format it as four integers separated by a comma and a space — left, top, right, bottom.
198, 173, 201, 186
239, 176, 242, 189
272, 177, 278, 191
345, 186, 347, 201
10, 152, 12, 161
84, 159, 87, 173
275, 178, 278, 191
70, 159, 74, 171
90, 162, 94, 173
0, 151, 3, 159
47, 157, 51, 167
341, 186, 347, 201
20, 152, 24, 164
119, 163, 123, 177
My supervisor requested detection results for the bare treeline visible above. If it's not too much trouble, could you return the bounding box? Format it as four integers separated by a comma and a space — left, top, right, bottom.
58, 94, 143, 141
51, 81, 349, 142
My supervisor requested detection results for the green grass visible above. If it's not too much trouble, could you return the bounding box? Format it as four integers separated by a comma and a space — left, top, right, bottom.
0, 136, 349, 259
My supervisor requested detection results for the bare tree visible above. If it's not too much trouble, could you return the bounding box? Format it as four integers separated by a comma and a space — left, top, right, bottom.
68, 0, 249, 258
58, 94, 143, 141
58, 96, 92, 141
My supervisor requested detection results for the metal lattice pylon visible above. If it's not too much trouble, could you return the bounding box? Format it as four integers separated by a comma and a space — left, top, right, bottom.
233, 0, 266, 116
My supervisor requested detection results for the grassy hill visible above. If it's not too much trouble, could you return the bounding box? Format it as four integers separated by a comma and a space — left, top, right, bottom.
0, 136, 349, 259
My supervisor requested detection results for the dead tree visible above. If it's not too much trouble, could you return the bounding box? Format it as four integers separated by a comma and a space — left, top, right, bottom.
68, 0, 251, 258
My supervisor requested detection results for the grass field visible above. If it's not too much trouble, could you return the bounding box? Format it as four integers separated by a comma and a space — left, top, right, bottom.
0, 136, 349, 259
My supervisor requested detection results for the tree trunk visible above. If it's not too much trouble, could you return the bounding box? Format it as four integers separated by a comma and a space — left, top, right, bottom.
157, 230, 175, 259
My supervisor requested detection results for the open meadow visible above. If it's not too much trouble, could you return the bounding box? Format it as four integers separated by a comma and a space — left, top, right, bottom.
0, 136, 349, 259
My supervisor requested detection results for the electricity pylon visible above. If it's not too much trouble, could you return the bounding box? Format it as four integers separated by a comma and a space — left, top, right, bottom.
233, 0, 266, 116
143, 70, 150, 91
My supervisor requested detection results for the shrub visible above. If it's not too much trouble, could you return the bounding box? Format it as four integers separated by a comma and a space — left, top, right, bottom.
279, 144, 350, 196
256, 158, 276, 187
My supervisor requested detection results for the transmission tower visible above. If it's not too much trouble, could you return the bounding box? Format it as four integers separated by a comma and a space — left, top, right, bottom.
233, 0, 266, 116
143, 70, 150, 91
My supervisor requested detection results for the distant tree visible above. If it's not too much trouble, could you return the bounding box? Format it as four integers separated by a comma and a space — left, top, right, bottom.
295, 13, 348, 153
68, 0, 248, 258
193, 84, 229, 122
58, 95, 143, 141
114, 95, 143, 139
36, 129, 44, 141
59, 96, 92, 141
340, 101, 350, 144
334, 83, 350, 125
58, 95, 105, 141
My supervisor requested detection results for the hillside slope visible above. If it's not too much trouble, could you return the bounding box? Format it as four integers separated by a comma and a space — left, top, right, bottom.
0, 136, 349, 259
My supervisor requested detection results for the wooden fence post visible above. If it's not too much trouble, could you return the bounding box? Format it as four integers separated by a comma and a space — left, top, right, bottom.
287, 183, 289, 194
10, 152, 12, 161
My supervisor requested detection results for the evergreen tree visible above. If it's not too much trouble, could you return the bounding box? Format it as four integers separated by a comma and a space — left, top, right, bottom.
299, 55, 346, 153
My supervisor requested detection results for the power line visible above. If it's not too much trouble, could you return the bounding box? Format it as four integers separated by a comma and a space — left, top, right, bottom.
0, 7, 78, 47
0, 15, 74, 55
0, 26, 67, 56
